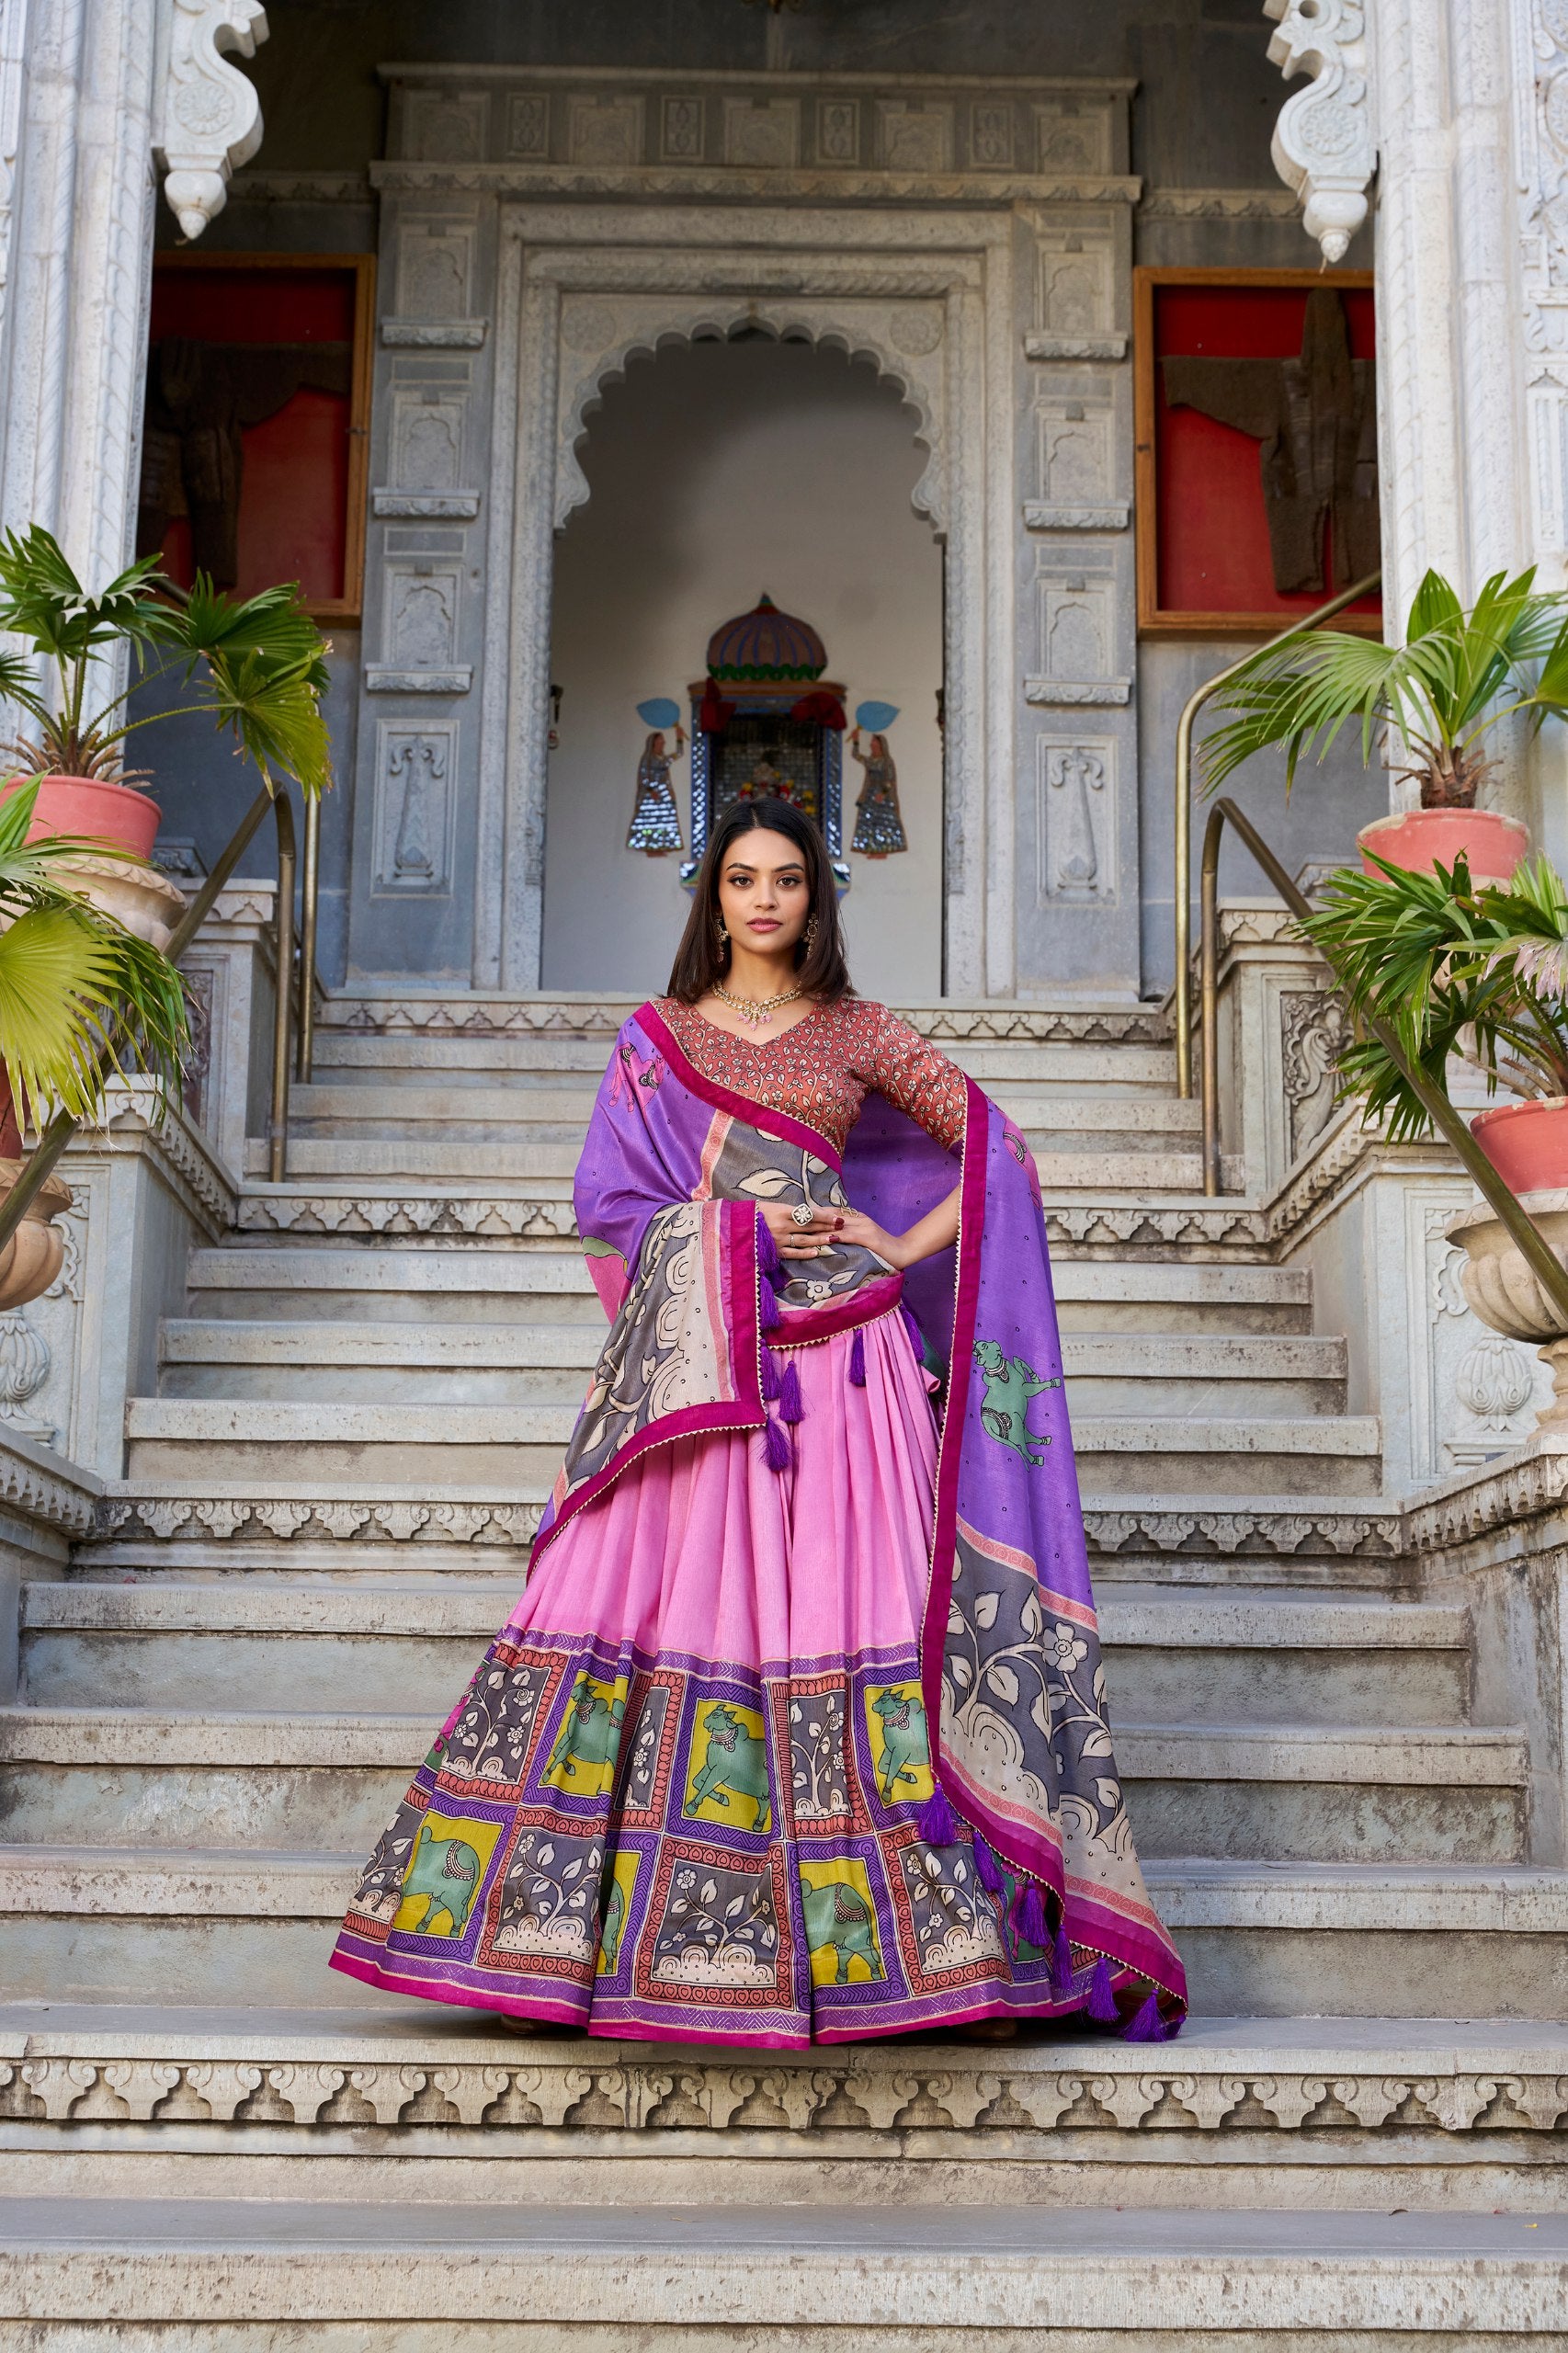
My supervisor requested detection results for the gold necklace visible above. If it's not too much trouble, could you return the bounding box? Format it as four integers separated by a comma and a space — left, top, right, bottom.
711, 980, 802, 1029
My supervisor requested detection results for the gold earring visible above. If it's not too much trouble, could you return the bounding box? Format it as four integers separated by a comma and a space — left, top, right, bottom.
805, 915, 819, 949
715, 920, 729, 952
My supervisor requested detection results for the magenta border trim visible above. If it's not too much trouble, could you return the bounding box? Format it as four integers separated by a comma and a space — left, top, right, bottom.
530, 1194, 764, 1576
773, 1272, 904, 1347
915, 1086, 1186, 2018
329, 1939, 1144, 2047
637, 1003, 845, 1170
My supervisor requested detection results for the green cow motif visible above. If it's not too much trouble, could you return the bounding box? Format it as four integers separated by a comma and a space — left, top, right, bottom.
686, 1704, 772, 1833
598, 1874, 627, 1973
400, 1824, 483, 1938
801, 1877, 884, 1984
973, 1338, 1061, 1466
870, 1686, 929, 1807
546, 1675, 626, 1785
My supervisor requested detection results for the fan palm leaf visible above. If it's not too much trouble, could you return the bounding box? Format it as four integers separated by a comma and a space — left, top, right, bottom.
0, 900, 188, 1132
1201, 566, 1568, 797
1297, 850, 1568, 1142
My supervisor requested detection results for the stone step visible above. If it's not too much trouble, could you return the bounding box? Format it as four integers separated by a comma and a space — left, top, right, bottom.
244, 1133, 1239, 1194
18, 1584, 1471, 1727
313, 1013, 1181, 1094
0, 1710, 1522, 1862
121, 1399, 1384, 1492
4, 1851, 1566, 2016
187, 1245, 607, 1322
186, 1247, 1315, 1334
8, 2191, 1564, 2341
153, 1321, 1348, 1415
5, 2004, 1568, 2215
284, 1078, 1206, 1151
80, 1478, 1410, 1586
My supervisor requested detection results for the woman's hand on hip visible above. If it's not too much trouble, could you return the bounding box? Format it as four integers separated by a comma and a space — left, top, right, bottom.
759, 1199, 846, 1260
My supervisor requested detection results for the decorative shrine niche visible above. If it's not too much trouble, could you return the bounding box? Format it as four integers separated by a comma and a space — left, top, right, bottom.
681, 597, 851, 890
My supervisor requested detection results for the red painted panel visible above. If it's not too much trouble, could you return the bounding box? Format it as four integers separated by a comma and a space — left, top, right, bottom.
1152, 282, 1381, 625
147, 265, 358, 606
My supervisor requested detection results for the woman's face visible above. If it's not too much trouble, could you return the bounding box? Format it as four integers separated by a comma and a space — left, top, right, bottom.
715, 826, 811, 964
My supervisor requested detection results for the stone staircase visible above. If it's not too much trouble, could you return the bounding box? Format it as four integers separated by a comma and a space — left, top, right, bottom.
4, 995, 1567, 2343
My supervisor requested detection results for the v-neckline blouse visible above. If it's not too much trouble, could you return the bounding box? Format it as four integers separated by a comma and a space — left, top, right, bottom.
655, 995, 966, 1159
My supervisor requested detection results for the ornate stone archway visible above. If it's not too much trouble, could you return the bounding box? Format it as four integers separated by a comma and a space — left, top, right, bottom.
494, 209, 1005, 995
347, 66, 1145, 1003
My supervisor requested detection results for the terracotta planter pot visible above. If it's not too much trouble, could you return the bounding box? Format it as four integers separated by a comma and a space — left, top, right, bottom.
0, 1154, 73, 1312
1471, 1097, 1568, 1194
1358, 806, 1528, 884
2, 773, 161, 860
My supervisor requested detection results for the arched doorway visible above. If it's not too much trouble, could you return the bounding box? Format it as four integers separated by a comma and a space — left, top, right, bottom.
542, 334, 945, 999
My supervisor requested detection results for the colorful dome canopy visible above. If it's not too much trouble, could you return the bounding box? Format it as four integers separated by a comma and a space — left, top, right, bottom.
706, 594, 826, 683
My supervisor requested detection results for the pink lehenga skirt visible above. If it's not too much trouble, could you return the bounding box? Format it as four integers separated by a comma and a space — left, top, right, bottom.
331, 1310, 1082, 2044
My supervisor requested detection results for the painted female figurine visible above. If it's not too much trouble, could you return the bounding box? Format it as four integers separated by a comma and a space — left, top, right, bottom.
333, 797, 1185, 2043
849, 728, 906, 857
626, 725, 686, 854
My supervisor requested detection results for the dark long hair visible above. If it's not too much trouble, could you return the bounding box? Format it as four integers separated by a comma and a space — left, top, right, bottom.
665, 796, 852, 1006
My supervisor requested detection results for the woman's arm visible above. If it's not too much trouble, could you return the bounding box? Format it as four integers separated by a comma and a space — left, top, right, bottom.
756, 1188, 960, 1267
836, 1186, 960, 1270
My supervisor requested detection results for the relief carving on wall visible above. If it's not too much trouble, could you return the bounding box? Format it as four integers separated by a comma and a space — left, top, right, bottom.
875, 102, 953, 175
393, 391, 466, 491
1034, 100, 1110, 176
1026, 571, 1130, 708
508, 95, 551, 163
1279, 987, 1351, 1163
1038, 740, 1115, 905
569, 97, 644, 169
1426, 1222, 1549, 1473
722, 99, 800, 169
397, 223, 473, 320
377, 726, 457, 894
816, 101, 859, 165
405, 93, 488, 165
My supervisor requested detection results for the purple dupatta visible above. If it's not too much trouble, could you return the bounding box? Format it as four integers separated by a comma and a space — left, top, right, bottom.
548, 1004, 1186, 2025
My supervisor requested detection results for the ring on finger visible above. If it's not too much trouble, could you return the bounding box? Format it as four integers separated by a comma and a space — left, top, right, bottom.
790, 1202, 816, 1228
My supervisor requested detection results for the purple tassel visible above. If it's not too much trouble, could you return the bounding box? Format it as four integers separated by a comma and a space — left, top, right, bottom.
1051, 1921, 1074, 1994
1086, 1957, 1118, 2024
762, 1415, 792, 1473
755, 1216, 779, 1275
779, 1358, 803, 1425
760, 1348, 781, 1404
1015, 1881, 1049, 1949
917, 1783, 957, 1844
973, 1836, 1003, 1895
900, 1303, 924, 1361
759, 1280, 779, 1332
848, 1326, 867, 1387
1121, 1992, 1165, 2043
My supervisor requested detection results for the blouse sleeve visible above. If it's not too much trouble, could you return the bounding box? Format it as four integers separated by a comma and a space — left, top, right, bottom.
865, 1006, 969, 1151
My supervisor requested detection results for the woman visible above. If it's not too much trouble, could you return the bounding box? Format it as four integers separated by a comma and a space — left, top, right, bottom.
332, 799, 1185, 2044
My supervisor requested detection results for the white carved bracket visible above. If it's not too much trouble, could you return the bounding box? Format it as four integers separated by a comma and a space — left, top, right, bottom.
1263, 0, 1374, 265
156, 1, 269, 241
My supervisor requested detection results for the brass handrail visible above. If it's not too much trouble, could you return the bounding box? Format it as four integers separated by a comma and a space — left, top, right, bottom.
297, 789, 319, 1082
268, 788, 297, 1184
0, 782, 305, 1252
1199, 794, 1568, 1326
1174, 570, 1381, 1097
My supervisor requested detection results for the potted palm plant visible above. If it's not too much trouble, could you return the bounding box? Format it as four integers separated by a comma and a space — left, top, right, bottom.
1297, 848, 1568, 1189
1203, 567, 1568, 882
0, 524, 332, 870
0, 772, 188, 1308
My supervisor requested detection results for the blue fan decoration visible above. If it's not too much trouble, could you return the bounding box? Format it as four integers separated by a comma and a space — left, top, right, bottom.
854, 699, 900, 733
636, 697, 682, 729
